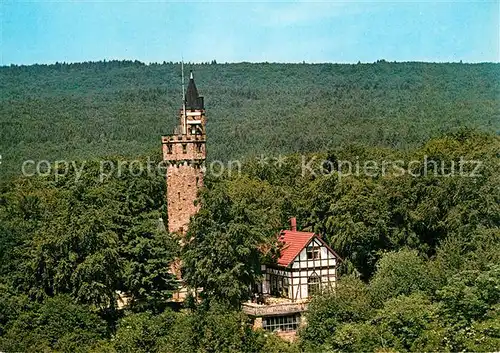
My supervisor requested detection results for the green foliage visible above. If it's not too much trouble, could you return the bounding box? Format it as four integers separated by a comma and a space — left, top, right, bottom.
0, 295, 108, 352
0, 284, 28, 337
463, 308, 500, 352
111, 304, 291, 353
369, 249, 433, 307
302, 130, 500, 278
196, 303, 255, 353
331, 322, 380, 352
257, 333, 300, 353
113, 310, 177, 353
372, 293, 440, 351
156, 311, 199, 353
0, 156, 178, 311
2, 58, 499, 351
122, 218, 179, 313
429, 228, 500, 287
182, 175, 285, 306
300, 247, 499, 351
438, 264, 500, 324
1, 61, 499, 180
300, 276, 372, 349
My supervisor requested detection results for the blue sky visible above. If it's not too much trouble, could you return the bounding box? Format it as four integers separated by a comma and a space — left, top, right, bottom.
1, 1, 499, 65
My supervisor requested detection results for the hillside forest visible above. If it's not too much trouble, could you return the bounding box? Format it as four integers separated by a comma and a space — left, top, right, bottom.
0, 61, 498, 178
0, 61, 499, 352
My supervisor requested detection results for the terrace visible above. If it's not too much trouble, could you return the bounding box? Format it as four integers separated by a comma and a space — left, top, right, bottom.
242, 296, 309, 317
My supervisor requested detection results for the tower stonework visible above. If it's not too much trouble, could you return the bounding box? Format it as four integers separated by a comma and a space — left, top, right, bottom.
161, 71, 206, 234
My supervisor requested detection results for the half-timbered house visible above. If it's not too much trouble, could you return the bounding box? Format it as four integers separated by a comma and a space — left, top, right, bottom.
243, 217, 341, 338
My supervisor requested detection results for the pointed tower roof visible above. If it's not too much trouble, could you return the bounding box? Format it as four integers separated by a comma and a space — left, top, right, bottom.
185, 70, 204, 110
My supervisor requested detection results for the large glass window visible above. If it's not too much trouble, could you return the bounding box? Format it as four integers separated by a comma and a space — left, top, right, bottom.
270, 274, 289, 298
263, 314, 300, 332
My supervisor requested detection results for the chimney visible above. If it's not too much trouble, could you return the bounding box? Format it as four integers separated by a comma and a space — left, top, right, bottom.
290, 217, 297, 231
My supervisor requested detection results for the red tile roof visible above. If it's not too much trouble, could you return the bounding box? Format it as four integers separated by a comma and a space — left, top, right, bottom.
277, 230, 315, 267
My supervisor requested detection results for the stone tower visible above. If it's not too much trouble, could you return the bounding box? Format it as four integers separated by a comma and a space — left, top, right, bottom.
161, 71, 206, 234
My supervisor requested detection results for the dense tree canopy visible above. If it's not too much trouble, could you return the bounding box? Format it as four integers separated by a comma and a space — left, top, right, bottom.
182, 175, 285, 306
0, 60, 499, 351
0, 156, 178, 312
1, 61, 499, 180
0, 130, 498, 352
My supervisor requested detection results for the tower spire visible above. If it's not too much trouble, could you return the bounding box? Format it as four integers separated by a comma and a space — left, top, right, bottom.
185, 70, 203, 110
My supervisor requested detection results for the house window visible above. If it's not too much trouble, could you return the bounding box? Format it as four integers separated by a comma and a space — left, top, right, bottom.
307, 246, 321, 260
263, 314, 300, 332
283, 277, 289, 296
270, 273, 289, 298
308, 273, 321, 297
182, 144, 187, 154
270, 274, 283, 297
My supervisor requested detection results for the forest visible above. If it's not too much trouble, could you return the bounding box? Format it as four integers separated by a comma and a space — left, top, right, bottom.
0, 129, 499, 352
1, 60, 499, 179
0, 61, 499, 352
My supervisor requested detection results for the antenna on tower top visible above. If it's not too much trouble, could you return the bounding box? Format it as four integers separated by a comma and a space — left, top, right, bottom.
181, 59, 186, 103
181, 58, 187, 134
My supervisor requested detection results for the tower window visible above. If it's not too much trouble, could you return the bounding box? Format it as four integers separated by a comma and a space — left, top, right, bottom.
196, 143, 202, 153
167, 144, 173, 154
182, 144, 187, 154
